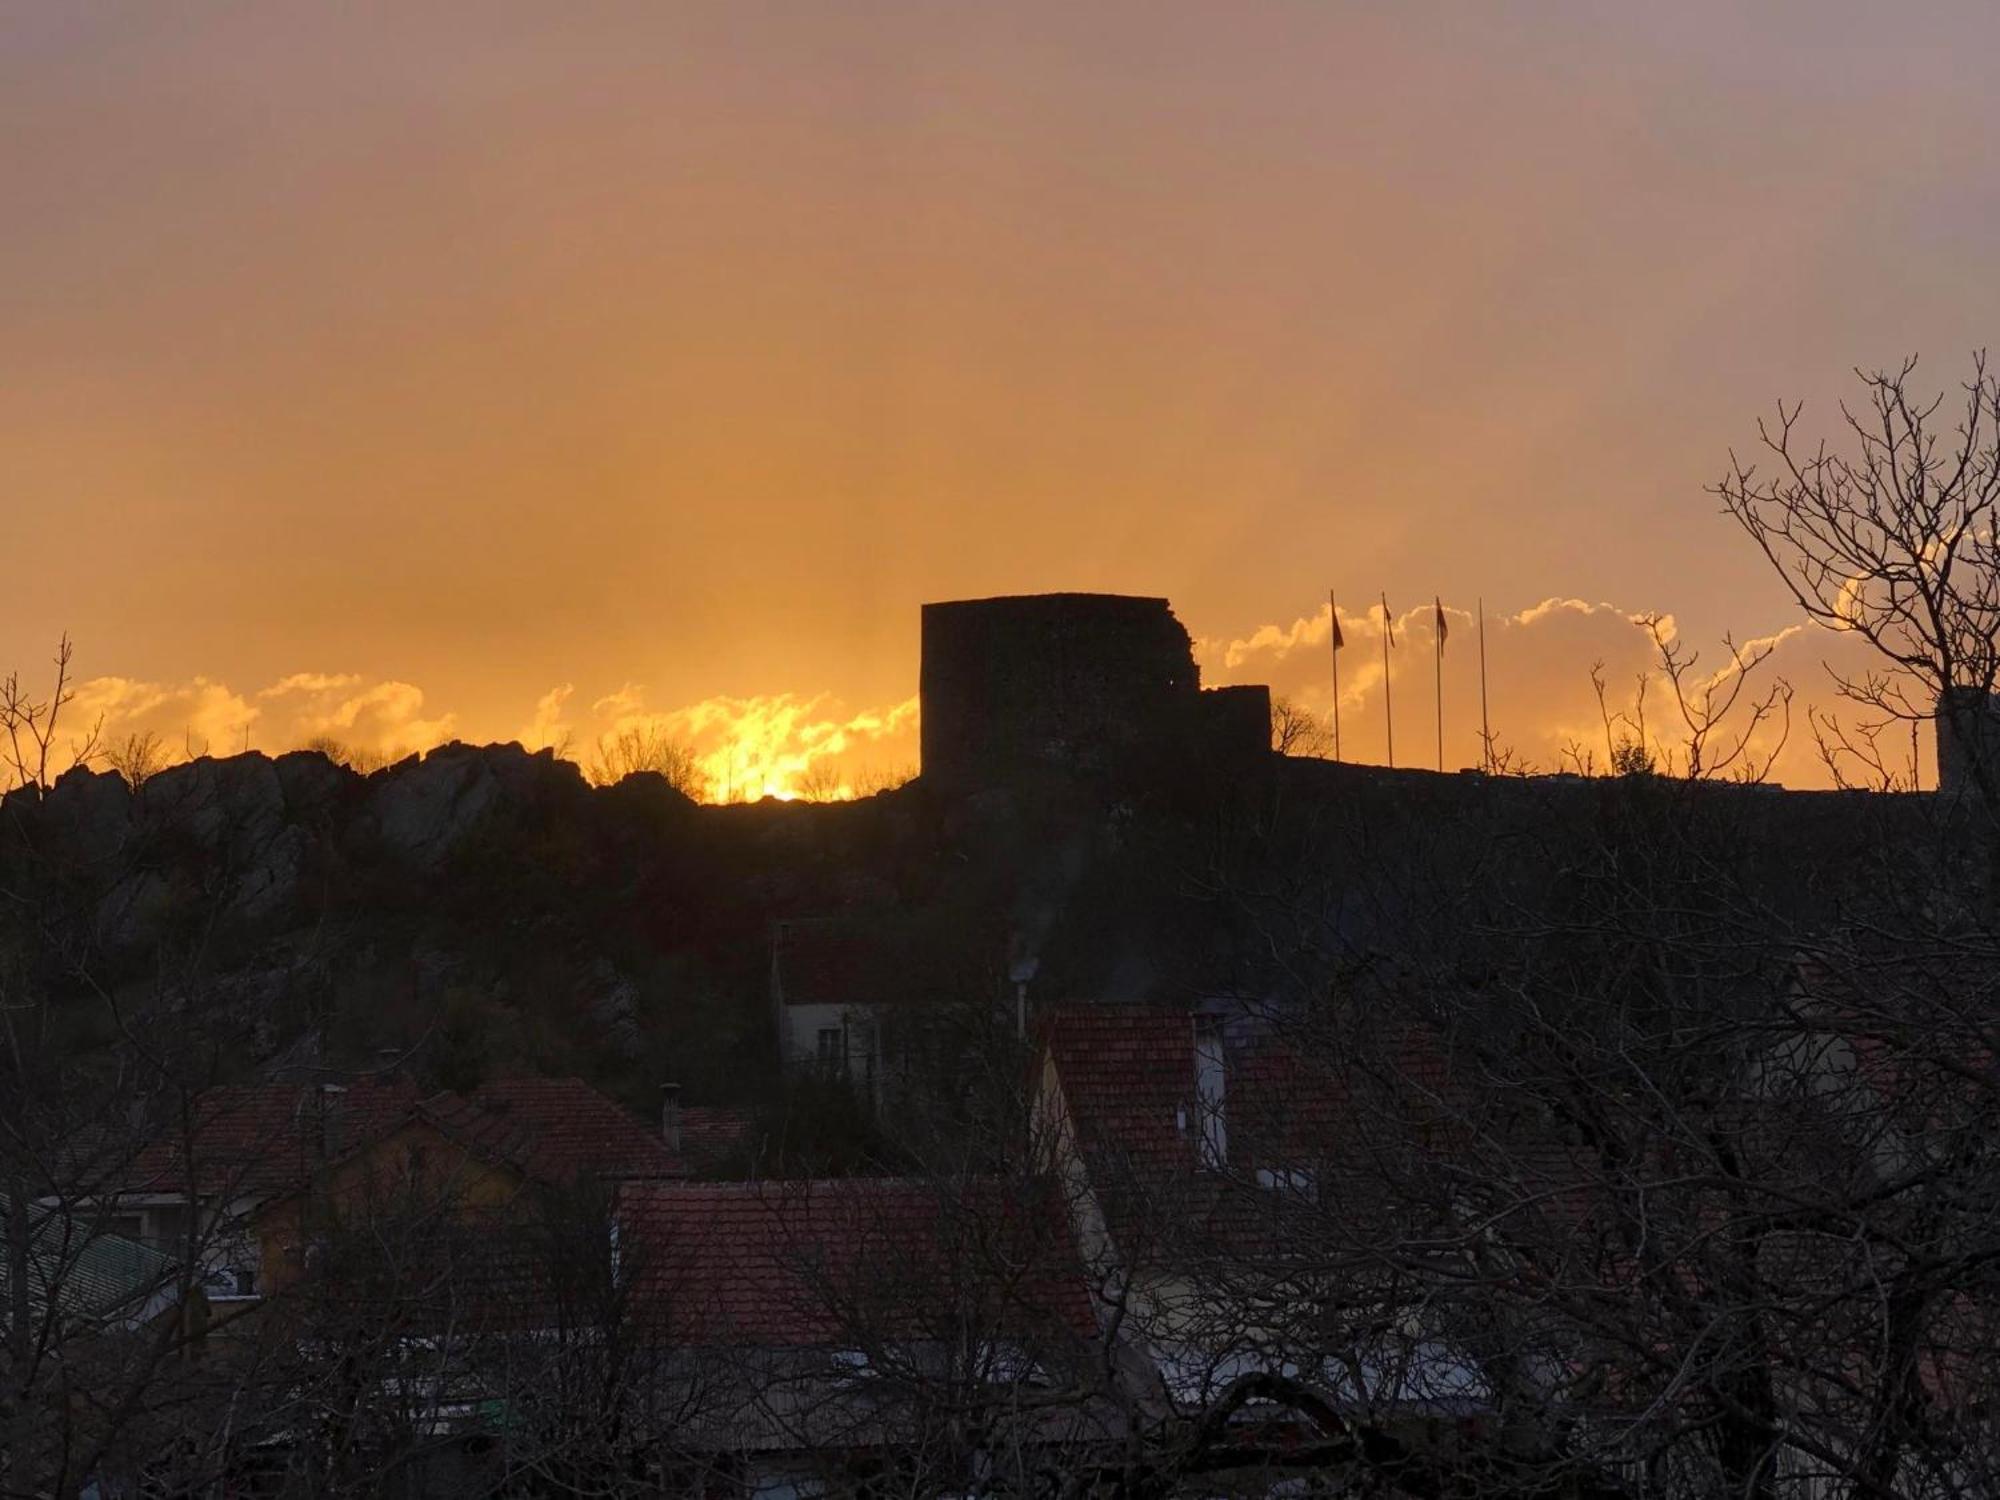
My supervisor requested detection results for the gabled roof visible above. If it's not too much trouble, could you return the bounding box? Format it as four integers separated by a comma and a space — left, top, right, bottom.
1036, 1006, 1200, 1172
771, 919, 892, 1008
1036, 1004, 1465, 1261
126, 1079, 422, 1197
619, 1176, 1099, 1348
424, 1077, 685, 1186
127, 1075, 682, 1200
1037, 1004, 1456, 1178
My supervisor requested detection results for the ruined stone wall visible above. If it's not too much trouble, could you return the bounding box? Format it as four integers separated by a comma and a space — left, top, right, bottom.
920, 594, 1207, 788
1197, 684, 1274, 766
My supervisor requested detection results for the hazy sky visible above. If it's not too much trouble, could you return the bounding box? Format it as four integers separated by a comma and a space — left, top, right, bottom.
7, 3, 1997, 791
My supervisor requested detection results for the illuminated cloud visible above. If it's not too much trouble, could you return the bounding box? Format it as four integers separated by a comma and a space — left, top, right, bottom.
521, 684, 576, 753
258, 673, 364, 698
1203, 596, 1922, 788
259, 675, 457, 761
67, 671, 456, 769
584, 686, 919, 801
72, 676, 259, 760
65, 663, 917, 801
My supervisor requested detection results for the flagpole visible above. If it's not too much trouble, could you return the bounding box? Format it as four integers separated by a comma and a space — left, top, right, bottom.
1380, 591, 1394, 770
1478, 596, 1492, 773
1328, 589, 1342, 762
1434, 596, 1445, 773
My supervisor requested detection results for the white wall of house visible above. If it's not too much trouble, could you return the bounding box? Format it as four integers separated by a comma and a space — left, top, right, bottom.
778, 1001, 884, 1084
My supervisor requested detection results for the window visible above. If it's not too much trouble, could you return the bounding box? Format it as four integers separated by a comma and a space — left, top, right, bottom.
206, 1263, 258, 1299
1256, 1165, 1318, 1200
816, 1026, 844, 1068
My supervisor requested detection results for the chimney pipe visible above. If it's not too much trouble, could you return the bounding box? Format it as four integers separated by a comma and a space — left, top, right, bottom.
1193, 1016, 1227, 1169
660, 1083, 682, 1155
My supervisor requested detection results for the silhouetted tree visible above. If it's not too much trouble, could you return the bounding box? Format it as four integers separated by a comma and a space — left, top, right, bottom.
298, 734, 390, 774
1, 634, 100, 791
1270, 694, 1334, 759
1716, 353, 2000, 795
103, 729, 171, 789
586, 725, 707, 800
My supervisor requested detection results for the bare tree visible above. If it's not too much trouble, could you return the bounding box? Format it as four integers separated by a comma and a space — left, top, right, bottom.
1715, 354, 2000, 797
793, 761, 847, 803
1270, 694, 1334, 759
586, 725, 708, 801
1, 635, 101, 792
102, 729, 172, 790
298, 734, 390, 775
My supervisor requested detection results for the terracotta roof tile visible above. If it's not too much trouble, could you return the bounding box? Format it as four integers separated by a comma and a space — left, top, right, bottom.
619, 1176, 1098, 1347
1038, 1006, 1198, 1173
430, 1077, 684, 1186
128, 1080, 421, 1197
773, 920, 886, 1008
130, 1076, 681, 1199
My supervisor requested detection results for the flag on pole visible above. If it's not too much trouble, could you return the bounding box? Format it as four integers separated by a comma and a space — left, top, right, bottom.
1328, 590, 1343, 761
1433, 596, 1447, 772
1380, 592, 1396, 767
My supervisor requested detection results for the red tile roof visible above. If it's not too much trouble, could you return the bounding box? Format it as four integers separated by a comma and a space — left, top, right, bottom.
1037, 1006, 1199, 1173
426, 1077, 684, 1186
1039, 1005, 1457, 1178
129, 1076, 681, 1199
619, 1176, 1099, 1347
772, 920, 894, 1008
1036, 1004, 1466, 1261
128, 1079, 422, 1197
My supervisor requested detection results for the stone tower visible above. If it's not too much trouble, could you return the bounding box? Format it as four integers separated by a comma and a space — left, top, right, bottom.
918, 592, 1270, 790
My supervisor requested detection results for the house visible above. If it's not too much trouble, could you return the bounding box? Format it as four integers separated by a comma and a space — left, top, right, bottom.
770, 920, 902, 1093
0, 1193, 194, 1339
1028, 1004, 1490, 1478
113, 1074, 685, 1307
614, 1173, 1113, 1497
118, 1077, 424, 1303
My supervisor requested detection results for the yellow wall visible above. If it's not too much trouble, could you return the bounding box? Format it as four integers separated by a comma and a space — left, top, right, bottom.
252, 1119, 526, 1295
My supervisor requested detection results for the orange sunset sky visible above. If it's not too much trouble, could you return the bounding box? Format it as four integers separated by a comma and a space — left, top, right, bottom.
7, 4, 1998, 795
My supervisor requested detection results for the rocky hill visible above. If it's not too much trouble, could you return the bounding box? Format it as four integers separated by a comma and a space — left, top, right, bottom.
0, 738, 1936, 1125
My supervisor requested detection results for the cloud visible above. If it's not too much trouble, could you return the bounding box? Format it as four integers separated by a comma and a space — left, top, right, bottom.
64, 662, 917, 800
72, 675, 260, 758
69, 670, 459, 767
1200, 595, 1919, 787
259, 672, 364, 698
520, 684, 575, 753
305, 681, 457, 759
584, 687, 920, 800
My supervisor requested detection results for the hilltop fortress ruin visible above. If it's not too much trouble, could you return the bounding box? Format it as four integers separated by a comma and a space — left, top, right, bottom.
919, 593, 1271, 790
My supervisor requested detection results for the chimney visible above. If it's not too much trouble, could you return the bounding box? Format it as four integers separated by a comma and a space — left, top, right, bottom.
660, 1083, 682, 1155
1193, 1016, 1227, 1169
